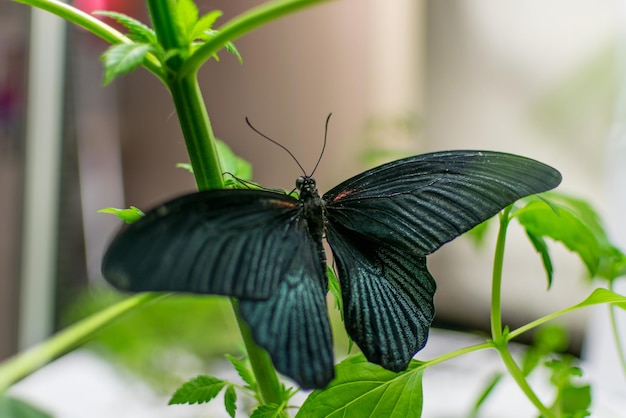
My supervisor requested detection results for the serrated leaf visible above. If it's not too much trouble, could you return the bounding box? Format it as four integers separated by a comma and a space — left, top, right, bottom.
168, 375, 226, 405
224, 385, 237, 418
225, 354, 257, 391
525, 230, 554, 288
93, 11, 157, 44
98, 206, 145, 223
192, 10, 223, 40
251, 403, 283, 418
0, 396, 53, 418
175, 0, 199, 44
516, 200, 600, 277
101, 43, 152, 85
297, 355, 424, 418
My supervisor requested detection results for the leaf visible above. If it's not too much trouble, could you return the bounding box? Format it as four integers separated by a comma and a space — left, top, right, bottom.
0, 396, 53, 418
576, 288, 626, 310
225, 354, 257, 392
516, 199, 600, 277
469, 373, 503, 418
224, 385, 237, 418
98, 206, 145, 224
101, 43, 153, 85
192, 10, 223, 40
168, 375, 226, 405
175, 0, 199, 44
296, 355, 424, 418
216, 139, 253, 181
93, 11, 157, 44
176, 163, 194, 174
251, 403, 284, 418
525, 230, 554, 288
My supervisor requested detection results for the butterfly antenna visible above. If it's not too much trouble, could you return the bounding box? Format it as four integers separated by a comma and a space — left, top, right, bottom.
310, 113, 331, 177
245, 117, 307, 176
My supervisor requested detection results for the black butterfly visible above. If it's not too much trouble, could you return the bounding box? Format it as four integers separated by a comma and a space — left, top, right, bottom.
102, 150, 561, 389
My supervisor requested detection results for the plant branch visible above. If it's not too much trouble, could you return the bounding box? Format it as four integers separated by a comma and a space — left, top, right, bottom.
490, 207, 512, 341
14, 0, 165, 83
180, 0, 332, 78
609, 280, 626, 376
0, 293, 166, 394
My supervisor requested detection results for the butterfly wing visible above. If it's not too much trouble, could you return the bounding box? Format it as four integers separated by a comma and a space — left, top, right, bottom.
323, 151, 561, 370
238, 232, 334, 388
103, 190, 305, 299
102, 189, 335, 388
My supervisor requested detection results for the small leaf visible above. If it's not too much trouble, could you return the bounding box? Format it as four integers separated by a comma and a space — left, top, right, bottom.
251, 403, 284, 418
101, 43, 152, 85
576, 288, 626, 310
175, 0, 199, 44
216, 139, 253, 181
93, 11, 157, 44
224, 41, 243, 64
168, 375, 226, 405
224, 385, 237, 418
297, 355, 424, 418
176, 162, 194, 174
98, 206, 145, 224
192, 10, 223, 40
225, 354, 257, 392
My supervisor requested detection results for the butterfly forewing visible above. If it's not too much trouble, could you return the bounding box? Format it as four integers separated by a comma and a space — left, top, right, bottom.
323, 151, 562, 255
103, 190, 305, 299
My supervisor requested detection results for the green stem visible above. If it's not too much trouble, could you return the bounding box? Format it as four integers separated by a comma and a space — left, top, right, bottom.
608, 281, 626, 376
490, 207, 511, 341
495, 344, 556, 418
147, 0, 285, 406
490, 207, 554, 417
0, 293, 165, 394
180, 0, 331, 78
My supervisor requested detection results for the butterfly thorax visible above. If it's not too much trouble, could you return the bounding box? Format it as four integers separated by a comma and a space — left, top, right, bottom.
296, 176, 325, 244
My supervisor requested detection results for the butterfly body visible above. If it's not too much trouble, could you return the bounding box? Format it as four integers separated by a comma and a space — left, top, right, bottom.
102, 150, 562, 389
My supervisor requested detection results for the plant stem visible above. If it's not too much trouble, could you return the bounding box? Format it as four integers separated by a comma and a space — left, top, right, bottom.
609, 281, 626, 376
0, 293, 165, 394
147, 0, 285, 406
489, 207, 554, 417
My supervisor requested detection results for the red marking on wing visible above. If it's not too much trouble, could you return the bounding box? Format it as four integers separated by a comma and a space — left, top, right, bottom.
332, 189, 355, 202
267, 199, 298, 209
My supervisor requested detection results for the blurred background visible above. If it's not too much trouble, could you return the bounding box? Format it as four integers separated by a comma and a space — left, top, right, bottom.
1, 0, 625, 416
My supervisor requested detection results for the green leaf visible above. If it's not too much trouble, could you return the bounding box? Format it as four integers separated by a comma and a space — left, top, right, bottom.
297, 355, 424, 418
0, 396, 53, 418
469, 373, 503, 418
176, 162, 194, 173
516, 200, 600, 277
191, 10, 223, 40
98, 206, 145, 223
526, 230, 554, 288
251, 403, 284, 418
224, 384, 237, 418
216, 139, 253, 181
93, 11, 157, 44
576, 288, 626, 310
225, 354, 257, 392
101, 43, 153, 85
168, 375, 226, 405
175, 0, 199, 44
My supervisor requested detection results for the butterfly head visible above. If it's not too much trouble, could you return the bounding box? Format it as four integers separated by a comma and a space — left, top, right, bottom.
296, 176, 317, 195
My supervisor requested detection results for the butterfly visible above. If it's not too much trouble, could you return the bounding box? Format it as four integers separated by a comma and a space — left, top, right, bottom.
102, 149, 561, 389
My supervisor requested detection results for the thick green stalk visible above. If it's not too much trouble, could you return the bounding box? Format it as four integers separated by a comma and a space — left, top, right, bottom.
0, 293, 165, 393
146, 0, 285, 406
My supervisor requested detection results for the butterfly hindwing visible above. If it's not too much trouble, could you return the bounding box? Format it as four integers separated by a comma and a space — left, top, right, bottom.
238, 232, 334, 389
102, 190, 305, 299
326, 224, 435, 371
323, 150, 562, 255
